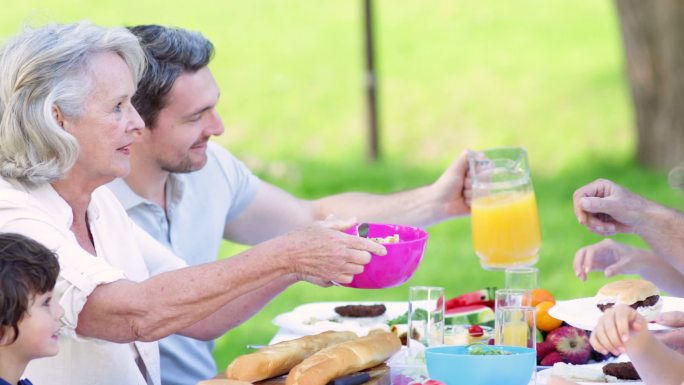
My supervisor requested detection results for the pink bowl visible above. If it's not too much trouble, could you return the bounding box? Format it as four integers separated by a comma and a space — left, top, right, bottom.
342, 223, 428, 289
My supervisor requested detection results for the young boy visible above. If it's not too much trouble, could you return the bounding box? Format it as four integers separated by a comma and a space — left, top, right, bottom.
549, 304, 684, 385
0, 233, 63, 385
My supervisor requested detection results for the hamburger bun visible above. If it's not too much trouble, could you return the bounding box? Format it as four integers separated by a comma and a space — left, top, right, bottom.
595, 279, 662, 321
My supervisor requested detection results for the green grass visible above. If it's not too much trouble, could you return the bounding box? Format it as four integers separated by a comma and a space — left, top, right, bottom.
3, 0, 681, 375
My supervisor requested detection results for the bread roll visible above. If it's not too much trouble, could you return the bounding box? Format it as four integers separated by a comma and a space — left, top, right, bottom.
596, 279, 659, 305
226, 331, 357, 382
285, 329, 401, 385
595, 279, 663, 321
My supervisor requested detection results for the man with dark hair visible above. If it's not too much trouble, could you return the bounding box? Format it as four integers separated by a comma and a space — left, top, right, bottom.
0, 233, 63, 385
107, 25, 471, 384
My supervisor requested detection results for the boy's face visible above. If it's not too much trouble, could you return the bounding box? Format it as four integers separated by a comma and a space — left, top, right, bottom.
13, 291, 64, 360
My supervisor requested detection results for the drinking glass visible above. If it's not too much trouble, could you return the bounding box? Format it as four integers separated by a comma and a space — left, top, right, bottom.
505, 267, 539, 291
408, 286, 445, 349
469, 147, 542, 270
495, 288, 533, 309
494, 306, 536, 348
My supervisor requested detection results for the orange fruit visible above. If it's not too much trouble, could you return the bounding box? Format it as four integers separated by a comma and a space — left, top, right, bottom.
531, 288, 556, 307
536, 301, 563, 332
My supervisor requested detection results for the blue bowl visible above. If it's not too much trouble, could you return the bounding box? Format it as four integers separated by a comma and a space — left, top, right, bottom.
425, 345, 535, 385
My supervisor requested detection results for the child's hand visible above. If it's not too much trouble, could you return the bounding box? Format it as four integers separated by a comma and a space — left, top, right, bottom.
590, 304, 647, 356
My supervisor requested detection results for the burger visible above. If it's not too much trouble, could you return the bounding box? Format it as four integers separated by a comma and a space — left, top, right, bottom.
595, 279, 663, 321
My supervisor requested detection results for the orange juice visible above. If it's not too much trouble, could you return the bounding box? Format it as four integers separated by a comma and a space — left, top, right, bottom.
501, 320, 529, 347
495, 306, 536, 348
471, 190, 541, 269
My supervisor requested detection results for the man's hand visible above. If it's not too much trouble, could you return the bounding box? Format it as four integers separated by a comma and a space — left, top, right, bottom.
275, 218, 386, 286
654, 312, 684, 353
431, 150, 471, 217
573, 239, 651, 281
573, 179, 651, 236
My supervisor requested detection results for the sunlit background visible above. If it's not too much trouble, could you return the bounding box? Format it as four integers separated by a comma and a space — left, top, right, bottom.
2, 0, 681, 370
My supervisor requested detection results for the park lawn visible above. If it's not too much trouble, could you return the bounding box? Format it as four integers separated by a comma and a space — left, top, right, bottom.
3, 0, 681, 374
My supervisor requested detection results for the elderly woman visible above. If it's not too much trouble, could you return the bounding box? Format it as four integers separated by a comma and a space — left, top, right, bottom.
0, 22, 383, 385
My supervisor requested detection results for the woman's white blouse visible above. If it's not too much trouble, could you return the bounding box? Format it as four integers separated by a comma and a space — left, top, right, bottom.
0, 177, 187, 385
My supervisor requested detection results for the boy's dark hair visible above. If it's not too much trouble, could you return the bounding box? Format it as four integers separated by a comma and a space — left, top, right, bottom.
128, 25, 215, 128
0, 233, 59, 343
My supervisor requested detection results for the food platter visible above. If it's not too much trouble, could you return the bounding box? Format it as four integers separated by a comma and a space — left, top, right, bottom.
535, 361, 644, 385
548, 296, 684, 331
272, 301, 407, 336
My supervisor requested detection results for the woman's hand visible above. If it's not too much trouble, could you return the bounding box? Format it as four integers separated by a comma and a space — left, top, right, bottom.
275, 218, 386, 286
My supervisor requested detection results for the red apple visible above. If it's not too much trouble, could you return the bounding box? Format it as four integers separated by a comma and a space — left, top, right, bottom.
546, 326, 592, 365
536, 341, 556, 364
540, 351, 564, 366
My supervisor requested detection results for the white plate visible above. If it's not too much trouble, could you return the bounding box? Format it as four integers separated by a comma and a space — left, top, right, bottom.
272, 301, 407, 336
548, 296, 684, 331
536, 361, 644, 385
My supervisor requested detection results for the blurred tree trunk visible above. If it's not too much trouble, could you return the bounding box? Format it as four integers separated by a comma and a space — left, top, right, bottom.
615, 0, 684, 169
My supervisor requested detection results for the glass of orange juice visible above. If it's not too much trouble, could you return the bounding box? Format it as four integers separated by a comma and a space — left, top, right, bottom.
494, 289, 533, 347
495, 306, 536, 348
469, 147, 541, 270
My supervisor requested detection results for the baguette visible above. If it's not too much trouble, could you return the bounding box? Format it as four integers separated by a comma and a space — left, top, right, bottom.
226, 331, 357, 382
285, 330, 401, 385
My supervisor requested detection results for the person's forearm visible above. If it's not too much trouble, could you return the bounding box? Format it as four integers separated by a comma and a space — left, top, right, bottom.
637, 253, 684, 297
312, 185, 456, 228
638, 204, 684, 274
76, 240, 292, 343
178, 274, 297, 340
627, 333, 684, 385
654, 329, 684, 353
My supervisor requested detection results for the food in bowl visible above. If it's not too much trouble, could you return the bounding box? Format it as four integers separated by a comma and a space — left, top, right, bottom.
595, 278, 663, 321
466, 344, 512, 355
425, 345, 535, 385
341, 223, 428, 289
369, 234, 400, 244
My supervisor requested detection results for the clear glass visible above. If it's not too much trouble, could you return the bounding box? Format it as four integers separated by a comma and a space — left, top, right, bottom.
505, 267, 539, 291
495, 288, 533, 309
408, 286, 445, 349
494, 306, 536, 348
469, 147, 542, 270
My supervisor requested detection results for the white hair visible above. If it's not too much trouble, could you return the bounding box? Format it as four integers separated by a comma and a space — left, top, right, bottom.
0, 21, 145, 186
